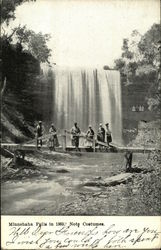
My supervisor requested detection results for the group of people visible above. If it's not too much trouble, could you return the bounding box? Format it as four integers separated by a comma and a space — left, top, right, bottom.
132, 105, 144, 112
97, 123, 112, 145
36, 121, 59, 150
36, 121, 112, 150
69, 122, 112, 150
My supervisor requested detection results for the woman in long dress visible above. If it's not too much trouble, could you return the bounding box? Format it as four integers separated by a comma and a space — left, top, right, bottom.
49, 123, 59, 150
85, 125, 95, 147
97, 123, 105, 142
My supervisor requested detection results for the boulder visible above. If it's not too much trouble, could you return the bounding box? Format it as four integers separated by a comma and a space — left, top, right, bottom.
84, 173, 133, 187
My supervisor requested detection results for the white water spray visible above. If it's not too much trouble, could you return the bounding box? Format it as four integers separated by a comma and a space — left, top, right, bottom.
43, 66, 122, 144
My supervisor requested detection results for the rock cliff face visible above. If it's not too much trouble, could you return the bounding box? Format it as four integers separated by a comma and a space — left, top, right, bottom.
121, 78, 159, 144
1, 105, 35, 143
1, 44, 40, 142
128, 120, 161, 148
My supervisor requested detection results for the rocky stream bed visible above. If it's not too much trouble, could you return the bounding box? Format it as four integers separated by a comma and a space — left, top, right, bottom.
1, 150, 161, 215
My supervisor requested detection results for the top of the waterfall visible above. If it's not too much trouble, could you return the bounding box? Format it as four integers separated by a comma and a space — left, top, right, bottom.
42, 64, 119, 73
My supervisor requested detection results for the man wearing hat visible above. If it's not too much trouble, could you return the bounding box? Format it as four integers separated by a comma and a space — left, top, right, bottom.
105, 123, 112, 146
97, 123, 105, 142
36, 121, 43, 148
70, 122, 81, 150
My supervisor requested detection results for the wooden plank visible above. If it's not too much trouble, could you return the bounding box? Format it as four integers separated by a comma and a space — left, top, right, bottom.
1, 147, 14, 157
1, 142, 157, 153
96, 140, 110, 147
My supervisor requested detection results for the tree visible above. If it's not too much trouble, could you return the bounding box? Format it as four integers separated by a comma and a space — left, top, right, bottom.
114, 23, 160, 113
121, 39, 134, 60
12, 25, 51, 63
114, 58, 126, 72
114, 23, 160, 81
1, 0, 51, 85
1, 0, 52, 122
1, 25, 51, 98
1, 0, 36, 24
138, 24, 160, 67
1, 0, 51, 63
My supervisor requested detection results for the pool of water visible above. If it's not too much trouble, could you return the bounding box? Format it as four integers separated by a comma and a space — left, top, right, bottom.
1, 152, 147, 215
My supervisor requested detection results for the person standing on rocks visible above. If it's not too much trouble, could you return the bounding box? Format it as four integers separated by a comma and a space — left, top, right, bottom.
124, 150, 133, 172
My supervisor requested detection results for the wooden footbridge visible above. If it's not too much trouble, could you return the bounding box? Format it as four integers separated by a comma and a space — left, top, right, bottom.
1, 131, 158, 163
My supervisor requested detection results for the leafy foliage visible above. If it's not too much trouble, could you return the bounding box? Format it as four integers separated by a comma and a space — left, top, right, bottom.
1, 0, 51, 123
1, 0, 36, 24
121, 39, 134, 60
114, 23, 160, 112
1, 0, 51, 64
114, 23, 160, 80
13, 26, 51, 62
138, 24, 160, 66
114, 58, 126, 74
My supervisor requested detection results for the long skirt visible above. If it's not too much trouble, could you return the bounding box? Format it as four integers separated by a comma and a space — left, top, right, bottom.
106, 135, 112, 144
85, 137, 93, 147
97, 134, 105, 142
49, 135, 59, 148
72, 136, 79, 147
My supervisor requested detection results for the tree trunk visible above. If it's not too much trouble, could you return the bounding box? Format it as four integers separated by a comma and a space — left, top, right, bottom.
1, 77, 7, 98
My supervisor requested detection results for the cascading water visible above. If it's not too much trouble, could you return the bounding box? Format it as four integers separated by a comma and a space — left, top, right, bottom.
42, 66, 122, 145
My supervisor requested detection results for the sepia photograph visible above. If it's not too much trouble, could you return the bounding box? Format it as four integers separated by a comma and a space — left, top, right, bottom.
1, 0, 161, 221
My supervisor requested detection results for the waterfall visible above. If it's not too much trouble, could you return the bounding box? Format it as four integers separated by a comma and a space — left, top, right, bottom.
42, 66, 122, 144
